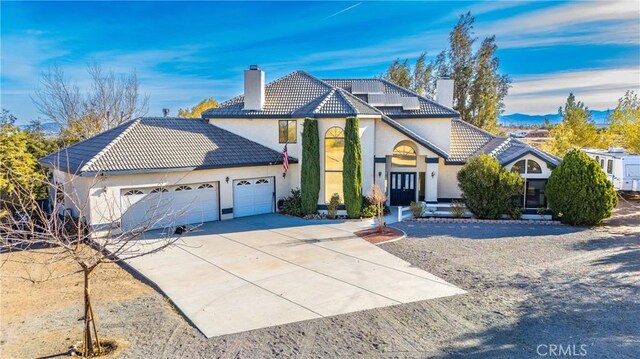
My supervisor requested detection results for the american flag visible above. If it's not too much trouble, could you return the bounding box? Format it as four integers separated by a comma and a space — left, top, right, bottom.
282, 143, 289, 172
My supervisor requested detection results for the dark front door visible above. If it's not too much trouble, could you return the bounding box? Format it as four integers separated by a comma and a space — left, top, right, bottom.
390, 172, 416, 206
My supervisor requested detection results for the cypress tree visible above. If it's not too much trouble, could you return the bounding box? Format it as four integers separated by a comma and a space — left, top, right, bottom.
343, 116, 362, 218
300, 118, 320, 214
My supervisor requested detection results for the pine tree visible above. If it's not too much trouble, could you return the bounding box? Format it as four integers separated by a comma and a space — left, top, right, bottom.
383, 59, 411, 89
300, 118, 320, 214
545, 93, 600, 156
469, 36, 511, 133
342, 117, 362, 218
448, 12, 476, 122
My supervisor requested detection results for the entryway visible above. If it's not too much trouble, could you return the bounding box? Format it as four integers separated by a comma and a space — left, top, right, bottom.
390, 172, 416, 206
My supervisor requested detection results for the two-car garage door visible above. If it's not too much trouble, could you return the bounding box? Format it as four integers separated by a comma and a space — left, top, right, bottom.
120, 176, 275, 231
120, 182, 219, 231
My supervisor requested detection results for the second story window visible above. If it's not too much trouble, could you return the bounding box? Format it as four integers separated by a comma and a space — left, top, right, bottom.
279, 120, 297, 143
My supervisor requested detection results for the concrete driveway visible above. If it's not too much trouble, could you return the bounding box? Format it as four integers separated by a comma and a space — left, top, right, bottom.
125, 215, 465, 338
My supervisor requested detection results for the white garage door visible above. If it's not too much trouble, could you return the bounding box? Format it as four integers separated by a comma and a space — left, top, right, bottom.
120, 182, 219, 231
233, 177, 274, 218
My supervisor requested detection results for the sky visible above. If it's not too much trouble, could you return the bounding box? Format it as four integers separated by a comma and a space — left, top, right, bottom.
1, 0, 639, 125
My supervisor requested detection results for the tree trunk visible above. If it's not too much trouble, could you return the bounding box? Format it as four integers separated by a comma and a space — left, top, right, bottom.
83, 268, 100, 356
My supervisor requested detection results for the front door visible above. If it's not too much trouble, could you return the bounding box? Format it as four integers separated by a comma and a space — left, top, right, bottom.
390, 172, 416, 206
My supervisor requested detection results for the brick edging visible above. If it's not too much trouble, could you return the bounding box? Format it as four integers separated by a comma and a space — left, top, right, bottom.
411, 218, 563, 225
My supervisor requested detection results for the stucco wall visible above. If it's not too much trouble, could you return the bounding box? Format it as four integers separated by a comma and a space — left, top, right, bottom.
51, 168, 92, 220
373, 119, 440, 158
81, 164, 293, 227
438, 163, 463, 200
393, 117, 453, 153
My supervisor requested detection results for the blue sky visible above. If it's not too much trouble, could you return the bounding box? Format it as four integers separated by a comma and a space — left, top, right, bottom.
1, 1, 639, 124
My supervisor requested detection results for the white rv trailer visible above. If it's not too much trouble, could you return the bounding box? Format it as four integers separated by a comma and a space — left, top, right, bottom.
582, 148, 640, 192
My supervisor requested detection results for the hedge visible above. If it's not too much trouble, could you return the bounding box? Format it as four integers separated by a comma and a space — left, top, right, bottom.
300, 118, 320, 214
343, 117, 362, 218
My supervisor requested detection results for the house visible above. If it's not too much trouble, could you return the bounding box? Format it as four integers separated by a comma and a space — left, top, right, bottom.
41, 66, 560, 235
582, 148, 640, 191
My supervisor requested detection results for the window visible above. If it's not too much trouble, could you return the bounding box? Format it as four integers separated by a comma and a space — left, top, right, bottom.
236, 180, 251, 186
607, 160, 613, 175
626, 164, 640, 177
198, 183, 214, 189
526, 160, 542, 174
175, 186, 192, 191
124, 189, 144, 196
150, 187, 168, 193
512, 159, 542, 175
279, 120, 297, 143
600, 159, 605, 168
324, 126, 344, 203
392, 142, 417, 167
511, 160, 526, 174
255, 179, 269, 184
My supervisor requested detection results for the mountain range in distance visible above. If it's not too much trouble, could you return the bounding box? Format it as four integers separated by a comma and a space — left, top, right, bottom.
20, 109, 613, 135
499, 109, 612, 126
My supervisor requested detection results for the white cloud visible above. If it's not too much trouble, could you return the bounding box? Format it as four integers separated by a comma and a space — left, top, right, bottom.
504, 67, 640, 114
481, 0, 640, 48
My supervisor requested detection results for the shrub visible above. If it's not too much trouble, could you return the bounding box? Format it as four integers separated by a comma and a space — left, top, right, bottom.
365, 184, 387, 232
343, 117, 362, 218
301, 118, 320, 214
327, 193, 341, 219
457, 154, 525, 219
360, 196, 378, 218
281, 188, 304, 217
508, 206, 523, 220
409, 201, 424, 218
451, 200, 466, 218
546, 149, 618, 225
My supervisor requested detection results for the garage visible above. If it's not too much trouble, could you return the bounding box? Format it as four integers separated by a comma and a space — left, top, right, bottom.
233, 177, 275, 218
120, 182, 219, 231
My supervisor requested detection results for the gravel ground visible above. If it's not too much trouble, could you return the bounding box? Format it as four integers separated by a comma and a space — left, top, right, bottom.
2, 203, 639, 358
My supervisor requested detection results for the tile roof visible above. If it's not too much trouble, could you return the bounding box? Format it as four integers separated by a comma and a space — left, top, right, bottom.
203, 71, 380, 118
447, 119, 560, 166
41, 117, 296, 175
324, 78, 459, 118
203, 71, 459, 119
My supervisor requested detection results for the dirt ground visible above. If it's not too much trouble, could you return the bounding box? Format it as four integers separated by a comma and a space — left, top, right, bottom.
1, 198, 638, 358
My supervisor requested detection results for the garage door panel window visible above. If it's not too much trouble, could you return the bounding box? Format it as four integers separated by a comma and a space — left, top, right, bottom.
124, 189, 144, 195
255, 179, 269, 184
175, 186, 192, 191
236, 180, 251, 186
198, 183, 215, 189
150, 187, 168, 193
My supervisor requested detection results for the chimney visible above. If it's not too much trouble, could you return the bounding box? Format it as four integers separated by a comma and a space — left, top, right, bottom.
162, 108, 170, 117
243, 65, 265, 111
435, 77, 454, 109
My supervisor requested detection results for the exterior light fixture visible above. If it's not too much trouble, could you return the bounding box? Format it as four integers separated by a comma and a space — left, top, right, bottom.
431, 171, 436, 178
225, 176, 230, 183
282, 172, 287, 178
378, 171, 382, 177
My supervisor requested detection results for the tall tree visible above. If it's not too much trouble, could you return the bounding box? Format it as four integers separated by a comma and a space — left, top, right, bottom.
412, 53, 432, 96
383, 59, 412, 89
469, 36, 511, 132
32, 63, 149, 141
343, 117, 362, 218
545, 93, 599, 156
0, 111, 43, 206
604, 91, 640, 153
177, 98, 219, 118
448, 12, 476, 122
300, 118, 320, 214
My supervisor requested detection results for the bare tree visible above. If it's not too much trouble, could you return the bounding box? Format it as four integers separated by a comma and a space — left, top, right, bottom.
32, 63, 149, 141
367, 184, 387, 233
0, 163, 182, 357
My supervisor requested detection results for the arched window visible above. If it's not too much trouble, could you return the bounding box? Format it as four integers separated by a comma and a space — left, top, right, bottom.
512, 159, 542, 175
175, 186, 192, 191
198, 183, 214, 189
511, 160, 526, 174
392, 142, 417, 167
325, 127, 344, 203
527, 160, 542, 174
255, 179, 269, 184
150, 187, 168, 193
124, 189, 144, 196
236, 180, 251, 186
